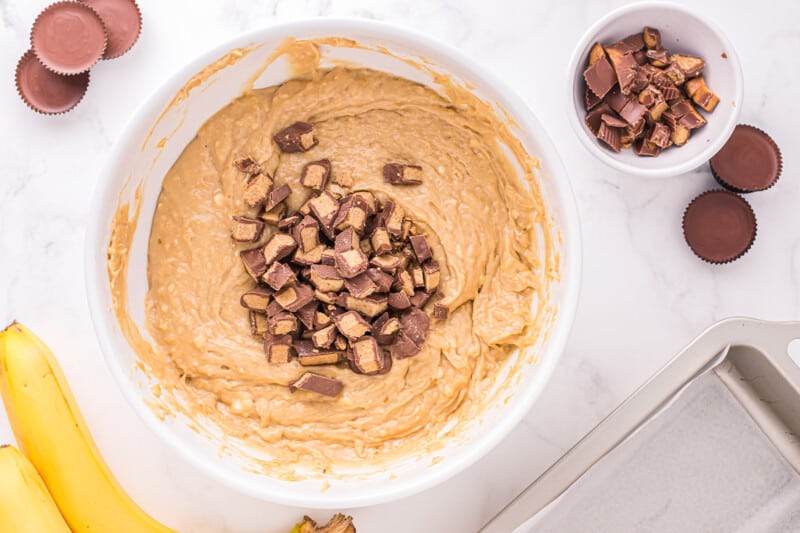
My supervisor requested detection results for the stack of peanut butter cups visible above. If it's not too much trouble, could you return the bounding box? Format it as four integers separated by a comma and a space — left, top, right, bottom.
682, 125, 782, 264
16, 0, 142, 115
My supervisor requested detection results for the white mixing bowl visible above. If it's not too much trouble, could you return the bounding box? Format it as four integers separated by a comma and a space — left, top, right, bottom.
85, 18, 581, 508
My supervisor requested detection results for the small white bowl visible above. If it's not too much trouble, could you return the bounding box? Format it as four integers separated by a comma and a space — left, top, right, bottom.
85, 18, 581, 508
567, 1, 743, 178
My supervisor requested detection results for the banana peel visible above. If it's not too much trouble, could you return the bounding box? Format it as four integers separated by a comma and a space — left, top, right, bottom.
0, 322, 176, 533
0, 444, 72, 533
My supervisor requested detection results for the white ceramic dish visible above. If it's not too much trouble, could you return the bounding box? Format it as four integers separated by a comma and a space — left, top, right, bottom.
567, 1, 743, 178
85, 18, 581, 508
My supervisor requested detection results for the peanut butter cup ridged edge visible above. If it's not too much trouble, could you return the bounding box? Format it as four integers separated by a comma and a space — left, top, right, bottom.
710, 124, 783, 193
30, 1, 108, 76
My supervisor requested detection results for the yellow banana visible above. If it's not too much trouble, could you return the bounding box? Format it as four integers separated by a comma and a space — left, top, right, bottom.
0, 444, 72, 533
0, 322, 177, 533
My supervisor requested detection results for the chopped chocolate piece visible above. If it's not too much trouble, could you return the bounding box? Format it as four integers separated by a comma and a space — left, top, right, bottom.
292, 216, 320, 252
335, 227, 356, 251
231, 216, 265, 243
649, 101, 669, 122
276, 214, 301, 230
383, 163, 424, 185
600, 113, 628, 128
240, 285, 272, 312
638, 84, 660, 107
307, 191, 340, 235
645, 48, 669, 67
241, 247, 268, 281
409, 234, 432, 263
262, 233, 297, 266
292, 244, 326, 266
604, 88, 628, 114
366, 267, 394, 293
273, 122, 317, 153
643, 27, 661, 50
243, 172, 274, 208
584, 85, 602, 111
370, 227, 393, 255
585, 103, 613, 135
605, 46, 638, 95
296, 343, 342, 366
312, 324, 338, 349
423, 261, 441, 293
269, 312, 298, 336
374, 313, 402, 345
597, 122, 622, 153
390, 332, 421, 359
249, 310, 269, 336
618, 99, 648, 126
288, 372, 343, 397
264, 334, 293, 363
670, 53, 705, 78
678, 105, 707, 130
588, 42, 606, 65
335, 241, 369, 279
350, 336, 384, 375
618, 33, 645, 53
393, 269, 415, 296
627, 118, 646, 139
630, 68, 649, 93
333, 195, 369, 234
274, 283, 315, 312
351, 190, 378, 215
647, 122, 672, 149
314, 310, 333, 328
388, 291, 412, 310
370, 254, 401, 272
409, 290, 431, 308
300, 159, 331, 190
296, 300, 318, 330
267, 299, 284, 318
265, 183, 291, 212
400, 307, 429, 346
634, 138, 661, 157
684, 77, 719, 112
344, 272, 378, 299
234, 156, 261, 175
663, 63, 686, 86
382, 201, 404, 238
359, 238, 373, 256
583, 55, 617, 99
433, 303, 449, 320
334, 334, 348, 351
314, 290, 338, 305
320, 247, 337, 266
410, 264, 425, 288
339, 294, 388, 318
652, 72, 680, 100
297, 197, 312, 216
263, 261, 296, 291
633, 50, 648, 66
259, 203, 286, 225
334, 310, 372, 340
309, 264, 345, 292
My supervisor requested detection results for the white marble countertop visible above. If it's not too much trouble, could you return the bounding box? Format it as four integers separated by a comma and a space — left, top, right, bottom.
1, 0, 799, 531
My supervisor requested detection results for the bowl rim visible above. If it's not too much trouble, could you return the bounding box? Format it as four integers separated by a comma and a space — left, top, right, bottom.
85, 16, 582, 508
565, 0, 744, 178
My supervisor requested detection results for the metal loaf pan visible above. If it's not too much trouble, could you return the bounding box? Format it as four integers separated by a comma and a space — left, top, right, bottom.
481, 318, 800, 532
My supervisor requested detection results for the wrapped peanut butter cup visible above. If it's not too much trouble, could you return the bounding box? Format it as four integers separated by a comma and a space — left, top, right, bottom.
16, 50, 90, 114
79, 0, 142, 59
710, 125, 782, 193
682, 189, 756, 264
31, 1, 107, 75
